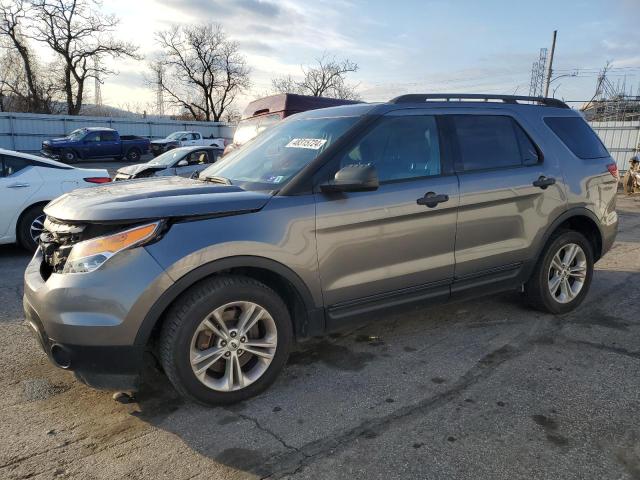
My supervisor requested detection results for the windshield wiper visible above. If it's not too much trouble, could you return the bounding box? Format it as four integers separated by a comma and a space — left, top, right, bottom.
202, 175, 232, 185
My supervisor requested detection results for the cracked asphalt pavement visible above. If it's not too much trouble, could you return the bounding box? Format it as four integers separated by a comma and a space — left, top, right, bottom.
1, 194, 640, 480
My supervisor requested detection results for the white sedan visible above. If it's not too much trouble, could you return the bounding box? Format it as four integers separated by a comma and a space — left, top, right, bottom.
0, 149, 110, 251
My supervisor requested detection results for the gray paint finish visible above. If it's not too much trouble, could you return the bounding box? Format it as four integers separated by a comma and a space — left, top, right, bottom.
23, 97, 619, 390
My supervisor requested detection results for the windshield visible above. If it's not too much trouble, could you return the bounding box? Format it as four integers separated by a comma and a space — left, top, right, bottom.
148, 148, 188, 166
200, 115, 358, 190
233, 113, 281, 146
166, 132, 186, 140
67, 129, 85, 141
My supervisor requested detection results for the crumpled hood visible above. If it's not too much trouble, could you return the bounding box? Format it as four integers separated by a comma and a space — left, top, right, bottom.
44, 176, 272, 222
116, 163, 165, 177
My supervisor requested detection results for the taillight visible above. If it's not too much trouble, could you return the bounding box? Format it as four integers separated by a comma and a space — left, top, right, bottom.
84, 177, 111, 184
606, 163, 618, 178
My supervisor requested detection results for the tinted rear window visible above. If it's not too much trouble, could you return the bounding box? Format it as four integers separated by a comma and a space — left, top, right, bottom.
451, 115, 527, 171
544, 117, 609, 159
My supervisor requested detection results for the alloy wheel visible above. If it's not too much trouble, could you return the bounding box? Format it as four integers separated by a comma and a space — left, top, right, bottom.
30, 214, 46, 245
190, 301, 277, 392
547, 242, 587, 304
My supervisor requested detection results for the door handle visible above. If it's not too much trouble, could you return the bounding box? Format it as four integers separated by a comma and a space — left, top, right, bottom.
7, 183, 30, 188
417, 192, 449, 208
532, 176, 556, 189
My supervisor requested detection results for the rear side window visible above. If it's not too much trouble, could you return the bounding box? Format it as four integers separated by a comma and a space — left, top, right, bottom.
102, 131, 117, 141
544, 117, 608, 159
1, 155, 29, 177
451, 115, 536, 171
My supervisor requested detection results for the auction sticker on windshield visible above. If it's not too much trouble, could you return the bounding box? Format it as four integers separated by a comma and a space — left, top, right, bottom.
285, 138, 327, 150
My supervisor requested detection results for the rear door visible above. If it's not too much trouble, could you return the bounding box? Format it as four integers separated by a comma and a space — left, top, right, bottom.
99, 131, 120, 157
446, 112, 566, 287
315, 111, 459, 313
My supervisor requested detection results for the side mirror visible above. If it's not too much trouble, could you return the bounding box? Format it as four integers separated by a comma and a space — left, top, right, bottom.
320, 164, 379, 193
177, 159, 188, 167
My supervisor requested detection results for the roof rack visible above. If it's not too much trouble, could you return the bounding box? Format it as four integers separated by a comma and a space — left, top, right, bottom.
389, 93, 569, 109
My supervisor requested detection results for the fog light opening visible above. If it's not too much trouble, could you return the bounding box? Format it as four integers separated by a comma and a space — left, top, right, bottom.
50, 344, 72, 369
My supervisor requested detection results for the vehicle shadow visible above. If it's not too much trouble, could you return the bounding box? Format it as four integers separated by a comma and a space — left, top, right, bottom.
130, 260, 640, 478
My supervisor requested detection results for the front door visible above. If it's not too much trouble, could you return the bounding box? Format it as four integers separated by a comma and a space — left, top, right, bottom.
315, 112, 459, 314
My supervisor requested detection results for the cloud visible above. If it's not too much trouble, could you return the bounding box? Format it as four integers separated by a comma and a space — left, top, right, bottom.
162, 0, 282, 20
238, 39, 275, 54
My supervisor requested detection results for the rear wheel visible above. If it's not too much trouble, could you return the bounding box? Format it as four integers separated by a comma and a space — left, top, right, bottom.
524, 230, 594, 314
17, 205, 45, 252
159, 275, 292, 405
126, 148, 141, 162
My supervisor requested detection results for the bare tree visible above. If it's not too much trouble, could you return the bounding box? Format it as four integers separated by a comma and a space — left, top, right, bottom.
151, 24, 250, 122
271, 54, 360, 100
0, 0, 54, 112
29, 0, 139, 115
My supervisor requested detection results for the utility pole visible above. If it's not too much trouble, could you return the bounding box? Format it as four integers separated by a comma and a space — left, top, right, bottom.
94, 58, 103, 107
544, 30, 557, 97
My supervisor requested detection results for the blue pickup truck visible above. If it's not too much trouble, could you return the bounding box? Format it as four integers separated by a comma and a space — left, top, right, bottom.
41, 127, 150, 163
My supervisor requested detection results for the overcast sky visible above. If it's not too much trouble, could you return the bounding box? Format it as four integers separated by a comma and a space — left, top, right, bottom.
88, 0, 640, 113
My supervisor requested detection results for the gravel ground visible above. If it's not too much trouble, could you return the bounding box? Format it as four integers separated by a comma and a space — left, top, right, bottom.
1, 194, 639, 480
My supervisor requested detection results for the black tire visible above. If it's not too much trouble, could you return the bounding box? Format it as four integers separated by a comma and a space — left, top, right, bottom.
61, 149, 78, 164
524, 230, 594, 314
159, 275, 293, 405
17, 204, 46, 252
126, 148, 141, 162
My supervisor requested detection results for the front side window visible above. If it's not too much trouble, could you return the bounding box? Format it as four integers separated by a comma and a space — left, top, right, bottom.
451, 115, 525, 171
201, 115, 358, 190
85, 132, 101, 142
544, 116, 609, 159
167, 132, 182, 140
339, 115, 441, 182
67, 129, 85, 141
186, 150, 208, 165
148, 148, 186, 167
1, 155, 29, 177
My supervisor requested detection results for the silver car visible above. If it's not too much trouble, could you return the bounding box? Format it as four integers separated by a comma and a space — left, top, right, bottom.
24, 94, 619, 405
114, 146, 223, 181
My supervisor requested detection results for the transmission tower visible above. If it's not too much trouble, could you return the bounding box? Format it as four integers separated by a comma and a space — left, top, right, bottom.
156, 66, 164, 116
529, 48, 547, 97
94, 58, 103, 107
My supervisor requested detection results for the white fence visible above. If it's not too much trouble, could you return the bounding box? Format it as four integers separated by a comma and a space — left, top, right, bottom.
0, 112, 235, 153
589, 120, 640, 172
1, 111, 636, 170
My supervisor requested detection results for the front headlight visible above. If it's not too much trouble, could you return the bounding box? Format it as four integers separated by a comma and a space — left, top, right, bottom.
62, 222, 162, 274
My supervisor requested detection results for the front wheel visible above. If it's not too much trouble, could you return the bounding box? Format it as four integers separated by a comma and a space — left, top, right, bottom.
17, 205, 46, 251
524, 230, 594, 314
159, 275, 292, 405
61, 149, 78, 164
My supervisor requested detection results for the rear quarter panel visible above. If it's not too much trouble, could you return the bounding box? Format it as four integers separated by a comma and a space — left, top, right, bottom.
540, 112, 618, 249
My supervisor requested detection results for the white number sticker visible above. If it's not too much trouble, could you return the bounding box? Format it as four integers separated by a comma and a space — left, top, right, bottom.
285, 138, 327, 150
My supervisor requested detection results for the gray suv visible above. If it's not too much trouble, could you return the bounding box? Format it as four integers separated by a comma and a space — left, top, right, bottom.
24, 94, 619, 405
